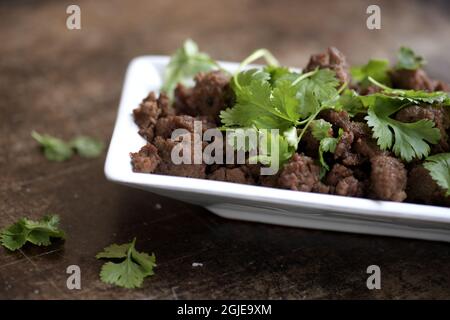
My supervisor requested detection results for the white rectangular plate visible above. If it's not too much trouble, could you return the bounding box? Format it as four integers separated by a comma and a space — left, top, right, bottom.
105, 56, 450, 242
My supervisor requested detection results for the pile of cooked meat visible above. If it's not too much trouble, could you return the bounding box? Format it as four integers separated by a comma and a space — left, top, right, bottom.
130, 47, 450, 207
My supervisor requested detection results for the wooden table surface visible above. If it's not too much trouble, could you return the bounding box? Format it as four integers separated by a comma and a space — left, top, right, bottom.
1, 0, 450, 299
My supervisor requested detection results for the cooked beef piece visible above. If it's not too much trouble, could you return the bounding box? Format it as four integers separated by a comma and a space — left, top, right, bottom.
130, 143, 161, 173
407, 165, 450, 206
208, 167, 254, 184
353, 136, 386, 159
153, 135, 207, 178
305, 47, 350, 85
325, 164, 364, 197
154, 114, 213, 139
174, 71, 234, 123
277, 153, 329, 193
435, 81, 450, 92
298, 128, 320, 158
389, 69, 445, 91
133, 92, 172, 142
395, 104, 450, 153
334, 130, 361, 166
369, 155, 407, 201
319, 110, 368, 139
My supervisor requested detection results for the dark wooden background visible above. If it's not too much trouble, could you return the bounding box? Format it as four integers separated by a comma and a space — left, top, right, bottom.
1, 0, 450, 299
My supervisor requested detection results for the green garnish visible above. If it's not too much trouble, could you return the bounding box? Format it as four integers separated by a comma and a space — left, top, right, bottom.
423, 153, 450, 196
32, 131, 103, 161
395, 46, 426, 70
0, 215, 65, 251
162, 39, 219, 100
96, 238, 156, 289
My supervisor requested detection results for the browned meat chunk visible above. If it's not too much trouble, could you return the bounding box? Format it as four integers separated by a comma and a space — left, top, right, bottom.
174, 71, 234, 123
369, 155, 407, 201
326, 164, 364, 197
395, 105, 450, 153
153, 135, 206, 179
306, 47, 350, 85
319, 110, 368, 139
278, 153, 329, 193
130, 143, 161, 173
389, 69, 445, 91
334, 131, 361, 166
407, 165, 450, 206
353, 137, 386, 159
154, 115, 213, 139
208, 167, 254, 184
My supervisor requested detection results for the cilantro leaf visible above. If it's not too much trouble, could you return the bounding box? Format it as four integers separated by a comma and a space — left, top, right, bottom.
423, 153, 450, 196
365, 97, 441, 162
338, 89, 367, 116
296, 69, 339, 117
162, 39, 218, 100
97, 238, 156, 289
351, 59, 391, 88
71, 136, 104, 158
310, 120, 340, 171
222, 68, 298, 130
0, 215, 65, 251
32, 131, 73, 162
264, 65, 291, 85
396, 46, 426, 70
255, 128, 296, 167
365, 77, 450, 106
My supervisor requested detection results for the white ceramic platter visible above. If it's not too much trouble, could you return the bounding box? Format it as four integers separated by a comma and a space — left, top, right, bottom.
105, 56, 450, 242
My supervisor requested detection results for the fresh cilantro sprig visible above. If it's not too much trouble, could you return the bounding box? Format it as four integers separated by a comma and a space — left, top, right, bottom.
96, 238, 156, 289
366, 77, 450, 105
364, 96, 440, 162
351, 59, 391, 88
423, 153, 450, 197
337, 89, 367, 117
220, 50, 342, 168
396, 46, 426, 70
0, 215, 65, 251
32, 131, 104, 161
310, 119, 341, 172
162, 39, 220, 100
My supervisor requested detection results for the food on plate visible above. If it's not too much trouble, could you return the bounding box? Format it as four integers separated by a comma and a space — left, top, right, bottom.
130, 40, 450, 207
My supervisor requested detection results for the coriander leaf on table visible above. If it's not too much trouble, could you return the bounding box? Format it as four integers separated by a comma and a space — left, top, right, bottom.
395, 46, 426, 70
0, 215, 65, 251
296, 69, 339, 118
71, 136, 104, 158
365, 97, 441, 162
162, 39, 218, 100
97, 238, 156, 289
32, 131, 73, 162
423, 153, 450, 197
351, 59, 391, 88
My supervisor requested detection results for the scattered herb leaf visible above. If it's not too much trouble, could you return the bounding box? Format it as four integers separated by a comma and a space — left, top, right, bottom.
0, 215, 65, 251
71, 136, 104, 158
32, 131, 73, 162
96, 238, 156, 289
